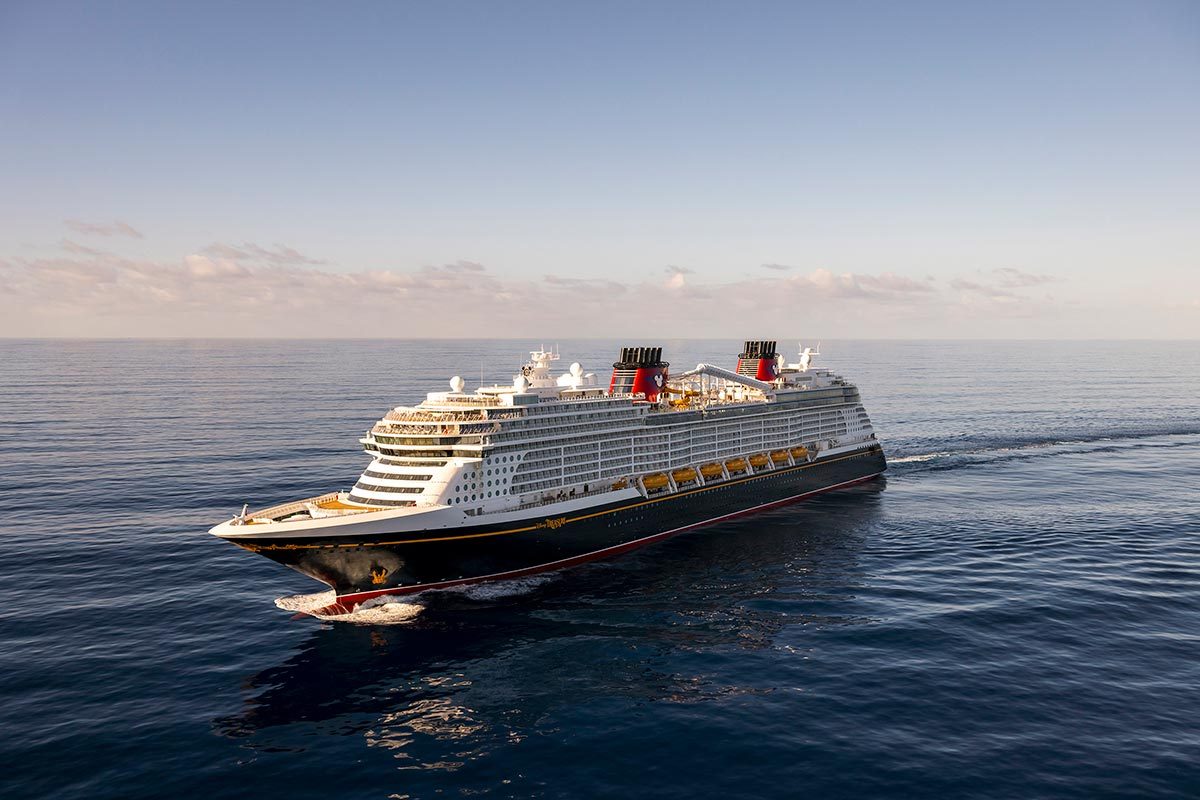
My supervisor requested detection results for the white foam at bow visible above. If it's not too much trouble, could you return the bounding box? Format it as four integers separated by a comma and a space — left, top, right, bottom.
274, 590, 425, 625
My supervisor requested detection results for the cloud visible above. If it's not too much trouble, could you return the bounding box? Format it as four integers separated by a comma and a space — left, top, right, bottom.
439, 260, 486, 273
543, 275, 628, 294
950, 278, 1017, 301
761, 263, 791, 271
992, 267, 1055, 288
184, 254, 251, 280
60, 239, 108, 257
64, 219, 144, 238
200, 242, 326, 266
5, 234, 1122, 337
1, 250, 942, 330
796, 268, 935, 299
947, 268, 1058, 308
664, 264, 694, 290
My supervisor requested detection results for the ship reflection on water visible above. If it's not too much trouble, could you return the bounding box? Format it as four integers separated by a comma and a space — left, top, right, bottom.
214, 484, 885, 772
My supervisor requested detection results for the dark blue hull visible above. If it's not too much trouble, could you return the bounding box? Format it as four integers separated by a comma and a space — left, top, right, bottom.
229, 445, 887, 609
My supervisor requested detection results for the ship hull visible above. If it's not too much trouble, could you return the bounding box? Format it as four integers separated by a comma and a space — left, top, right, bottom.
226, 445, 886, 612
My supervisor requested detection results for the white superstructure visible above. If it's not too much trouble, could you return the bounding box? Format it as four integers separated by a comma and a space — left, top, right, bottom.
336, 345, 878, 519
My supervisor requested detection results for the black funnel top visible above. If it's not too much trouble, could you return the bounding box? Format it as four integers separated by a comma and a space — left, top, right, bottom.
613, 346, 669, 369
739, 340, 778, 359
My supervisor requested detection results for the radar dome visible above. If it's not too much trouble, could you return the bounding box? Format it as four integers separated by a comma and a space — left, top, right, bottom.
514, 375, 530, 392
449, 375, 465, 393
570, 362, 583, 377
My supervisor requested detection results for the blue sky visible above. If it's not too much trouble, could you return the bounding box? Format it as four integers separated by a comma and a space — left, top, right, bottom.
1, 1, 1197, 337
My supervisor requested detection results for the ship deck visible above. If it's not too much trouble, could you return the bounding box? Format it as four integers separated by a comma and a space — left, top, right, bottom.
240, 493, 388, 524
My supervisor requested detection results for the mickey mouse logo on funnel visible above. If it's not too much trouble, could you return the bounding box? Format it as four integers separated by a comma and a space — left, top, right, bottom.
608, 346, 670, 402
736, 340, 780, 382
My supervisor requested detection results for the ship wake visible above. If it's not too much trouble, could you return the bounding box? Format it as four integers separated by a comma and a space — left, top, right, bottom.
889, 430, 1200, 476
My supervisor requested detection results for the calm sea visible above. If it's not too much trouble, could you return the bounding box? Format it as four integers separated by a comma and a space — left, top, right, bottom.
2, 339, 1198, 799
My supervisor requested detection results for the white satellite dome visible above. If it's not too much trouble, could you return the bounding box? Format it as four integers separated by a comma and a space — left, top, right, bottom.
449, 375, 465, 393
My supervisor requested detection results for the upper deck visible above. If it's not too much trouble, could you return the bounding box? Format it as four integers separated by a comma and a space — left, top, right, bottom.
358, 345, 862, 459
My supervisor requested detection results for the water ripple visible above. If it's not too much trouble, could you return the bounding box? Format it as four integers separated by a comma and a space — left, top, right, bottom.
1, 339, 1198, 799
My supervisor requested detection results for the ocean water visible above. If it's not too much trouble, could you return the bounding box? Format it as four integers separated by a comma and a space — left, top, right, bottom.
1, 339, 1198, 799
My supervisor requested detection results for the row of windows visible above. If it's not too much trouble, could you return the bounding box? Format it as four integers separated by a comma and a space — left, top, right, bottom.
510, 434, 857, 493
520, 399, 637, 416
454, 475, 509, 491
517, 421, 849, 468
384, 409, 487, 422
372, 434, 484, 446
499, 409, 639, 431
378, 458, 447, 467
362, 470, 432, 481
348, 496, 416, 507
449, 488, 509, 504
367, 446, 453, 457
353, 481, 424, 494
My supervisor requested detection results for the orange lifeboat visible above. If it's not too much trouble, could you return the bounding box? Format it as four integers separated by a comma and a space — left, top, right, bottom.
700, 462, 724, 479
642, 473, 669, 490
770, 449, 791, 465
725, 457, 748, 474
791, 446, 810, 461
749, 453, 769, 469
672, 467, 698, 484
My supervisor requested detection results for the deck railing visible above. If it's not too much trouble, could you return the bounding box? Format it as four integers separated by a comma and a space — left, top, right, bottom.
513, 482, 630, 512
247, 492, 342, 521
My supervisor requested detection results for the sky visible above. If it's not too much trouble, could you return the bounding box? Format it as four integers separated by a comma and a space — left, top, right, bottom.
1, 0, 1197, 338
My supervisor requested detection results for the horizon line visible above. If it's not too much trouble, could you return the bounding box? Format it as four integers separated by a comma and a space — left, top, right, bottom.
3, 336, 1197, 343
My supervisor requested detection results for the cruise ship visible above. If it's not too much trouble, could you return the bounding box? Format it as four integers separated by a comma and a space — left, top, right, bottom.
210, 341, 887, 614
